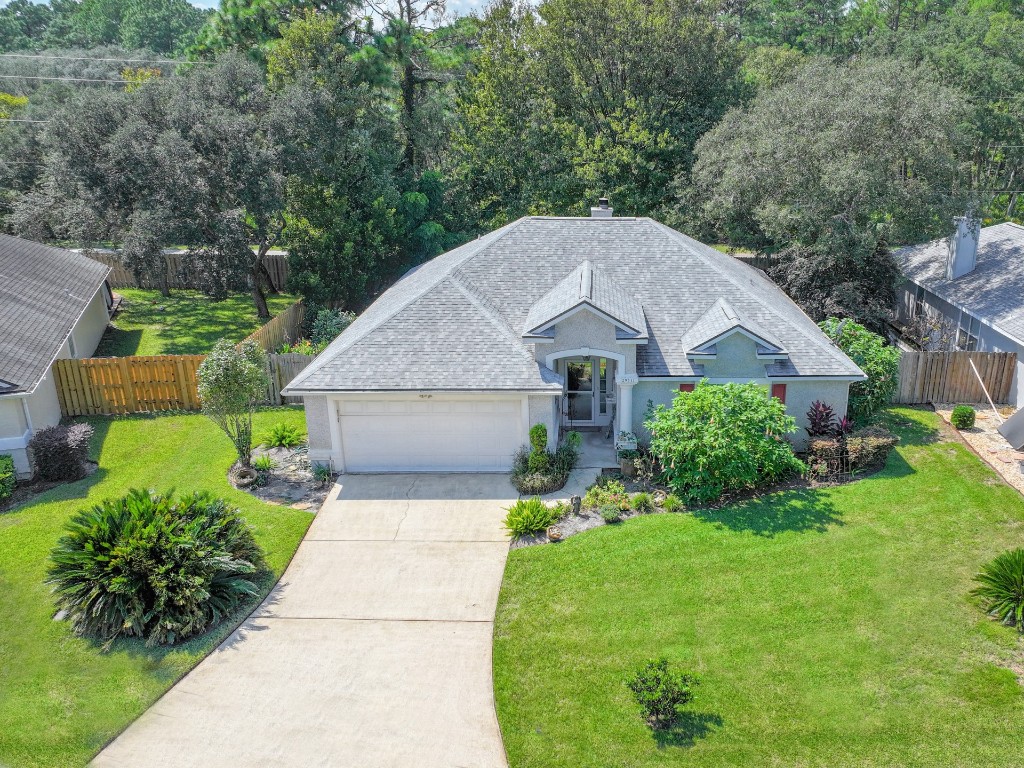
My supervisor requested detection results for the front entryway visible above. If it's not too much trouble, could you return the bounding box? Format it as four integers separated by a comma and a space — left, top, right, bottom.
560, 357, 615, 429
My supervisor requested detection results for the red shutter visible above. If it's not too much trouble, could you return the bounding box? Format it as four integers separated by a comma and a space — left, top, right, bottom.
771, 383, 787, 404
679, 383, 695, 392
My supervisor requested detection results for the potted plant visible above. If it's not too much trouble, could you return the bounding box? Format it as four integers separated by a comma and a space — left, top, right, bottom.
618, 449, 639, 478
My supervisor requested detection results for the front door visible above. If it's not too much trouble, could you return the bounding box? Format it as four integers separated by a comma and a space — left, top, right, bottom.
566, 360, 594, 423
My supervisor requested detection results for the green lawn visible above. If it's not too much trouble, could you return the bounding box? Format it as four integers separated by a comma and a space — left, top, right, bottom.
95, 289, 297, 356
494, 408, 1024, 767
0, 408, 313, 768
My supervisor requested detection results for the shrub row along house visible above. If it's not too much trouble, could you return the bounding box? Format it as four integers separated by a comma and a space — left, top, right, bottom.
0, 236, 113, 477
897, 218, 1024, 405
284, 204, 866, 472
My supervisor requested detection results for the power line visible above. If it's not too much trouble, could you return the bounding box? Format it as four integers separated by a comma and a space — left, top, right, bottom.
0, 119, 49, 123
0, 53, 196, 66
0, 74, 131, 83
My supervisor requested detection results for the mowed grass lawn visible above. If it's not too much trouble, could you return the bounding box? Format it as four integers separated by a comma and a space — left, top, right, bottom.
0, 408, 313, 768
495, 408, 1024, 767
95, 288, 296, 356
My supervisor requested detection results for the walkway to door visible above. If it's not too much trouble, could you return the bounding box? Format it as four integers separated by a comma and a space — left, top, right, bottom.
93, 475, 514, 768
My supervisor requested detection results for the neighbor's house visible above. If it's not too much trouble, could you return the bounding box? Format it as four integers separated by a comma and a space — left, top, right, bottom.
283, 205, 865, 472
0, 235, 113, 477
896, 219, 1024, 406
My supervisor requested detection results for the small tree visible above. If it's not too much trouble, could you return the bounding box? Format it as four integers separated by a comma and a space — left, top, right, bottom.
197, 340, 268, 465
819, 318, 900, 423
645, 381, 803, 504
627, 658, 699, 728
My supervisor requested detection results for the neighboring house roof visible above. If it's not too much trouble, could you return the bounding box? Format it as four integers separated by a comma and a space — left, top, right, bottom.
0, 234, 110, 395
899, 222, 1024, 344
285, 217, 863, 393
522, 260, 647, 340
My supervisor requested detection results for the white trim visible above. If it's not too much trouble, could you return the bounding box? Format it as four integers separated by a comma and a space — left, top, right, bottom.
614, 338, 648, 346
638, 375, 865, 382
530, 302, 643, 338
545, 347, 627, 369
689, 326, 786, 356
283, 386, 562, 396
0, 428, 31, 451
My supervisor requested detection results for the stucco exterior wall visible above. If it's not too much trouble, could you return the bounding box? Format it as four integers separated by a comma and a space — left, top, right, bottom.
0, 397, 30, 476
533, 308, 637, 375
70, 287, 110, 358
303, 395, 332, 464
631, 378, 852, 451
699, 334, 770, 380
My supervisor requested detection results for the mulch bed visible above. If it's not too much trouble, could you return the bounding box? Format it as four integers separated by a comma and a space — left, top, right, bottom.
229, 445, 330, 512
0, 461, 99, 514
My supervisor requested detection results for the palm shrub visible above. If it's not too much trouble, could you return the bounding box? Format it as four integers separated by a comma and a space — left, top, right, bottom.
503, 497, 559, 537
645, 381, 804, 504
260, 422, 305, 448
626, 658, 699, 728
47, 489, 265, 646
0, 454, 14, 500
819, 318, 900, 422
971, 549, 1024, 631
951, 405, 976, 430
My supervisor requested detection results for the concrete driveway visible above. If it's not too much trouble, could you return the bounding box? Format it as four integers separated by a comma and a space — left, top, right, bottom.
93, 474, 516, 768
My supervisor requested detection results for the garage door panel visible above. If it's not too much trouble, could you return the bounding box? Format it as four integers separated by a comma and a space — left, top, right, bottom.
338, 398, 524, 472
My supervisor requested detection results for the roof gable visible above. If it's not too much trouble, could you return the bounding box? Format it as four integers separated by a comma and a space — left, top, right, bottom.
680, 298, 787, 357
522, 260, 647, 339
0, 235, 110, 394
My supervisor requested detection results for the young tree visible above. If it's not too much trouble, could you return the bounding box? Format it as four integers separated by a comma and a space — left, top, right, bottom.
196, 339, 268, 465
690, 57, 973, 329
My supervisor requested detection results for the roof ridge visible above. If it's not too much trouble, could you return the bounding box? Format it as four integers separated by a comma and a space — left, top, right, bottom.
285, 218, 530, 391
648, 220, 856, 372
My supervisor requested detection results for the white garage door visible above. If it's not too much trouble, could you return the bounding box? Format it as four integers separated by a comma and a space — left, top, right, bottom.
337, 398, 524, 472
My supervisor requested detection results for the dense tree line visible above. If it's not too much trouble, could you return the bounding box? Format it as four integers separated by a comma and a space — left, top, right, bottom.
0, 0, 1020, 329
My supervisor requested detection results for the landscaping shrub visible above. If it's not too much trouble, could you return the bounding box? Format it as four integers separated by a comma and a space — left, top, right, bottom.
503, 497, 559, 537
583, 478, 629, 510
951, 405, 976, 430
645, 381, 804, 504
47, 489, 265, 646
845, 426, 899, 469
510, 432, 579, 495
819, 318, 900, 422
251, 455, 276, 471
661, 494, 683, 513
626, 658, 698, 728
972, 549, 1024, 632
600, 504, 621, 524
0, 454, 14, 500
310, 308, 356, 346
805, 400, 838, 437
312, 463, 334, 486
632, 492, 654, 514
197, 340, 268, 465
260, 422, 305, 448
28, 423, 94, 481
806, 437, 844, 478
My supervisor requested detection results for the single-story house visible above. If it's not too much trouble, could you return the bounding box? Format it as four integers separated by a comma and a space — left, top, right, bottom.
0, 235, 113, 477
283, 205, 865, 472
895, 219, 1024, 405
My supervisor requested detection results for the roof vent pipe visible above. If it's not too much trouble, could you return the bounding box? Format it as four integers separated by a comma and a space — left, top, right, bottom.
946, 215, 980, 280
590, 197, 613, 218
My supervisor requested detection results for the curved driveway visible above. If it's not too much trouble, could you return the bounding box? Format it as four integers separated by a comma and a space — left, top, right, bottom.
93, 474, 515, 768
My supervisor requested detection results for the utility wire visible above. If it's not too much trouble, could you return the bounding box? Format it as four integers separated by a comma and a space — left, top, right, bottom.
0, 119, 50, 123
0, 53, 195, 65
0, 75, 132, 83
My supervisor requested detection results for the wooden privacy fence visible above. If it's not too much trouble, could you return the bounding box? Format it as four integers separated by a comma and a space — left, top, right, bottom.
893, 350, 1018, 405
242, 300, 306, 352
53, 353, 314, 417
83, 251, 290, 292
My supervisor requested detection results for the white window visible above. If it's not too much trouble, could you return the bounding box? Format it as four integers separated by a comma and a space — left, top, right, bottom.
911, 284, 926, 318
956, 311, 980, 351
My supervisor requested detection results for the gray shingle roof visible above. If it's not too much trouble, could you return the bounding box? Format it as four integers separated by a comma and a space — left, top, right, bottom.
679, 297, 785, 355
898, 222, 1024, 343
523, 260, 646, 338
285, 217, 863, 393
0, 235, 110, 394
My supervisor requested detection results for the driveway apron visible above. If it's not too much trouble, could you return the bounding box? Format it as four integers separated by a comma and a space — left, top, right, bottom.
92, 474, 515, 768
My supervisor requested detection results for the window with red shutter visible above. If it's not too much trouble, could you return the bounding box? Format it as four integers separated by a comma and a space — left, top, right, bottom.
771, 383, 787, 404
